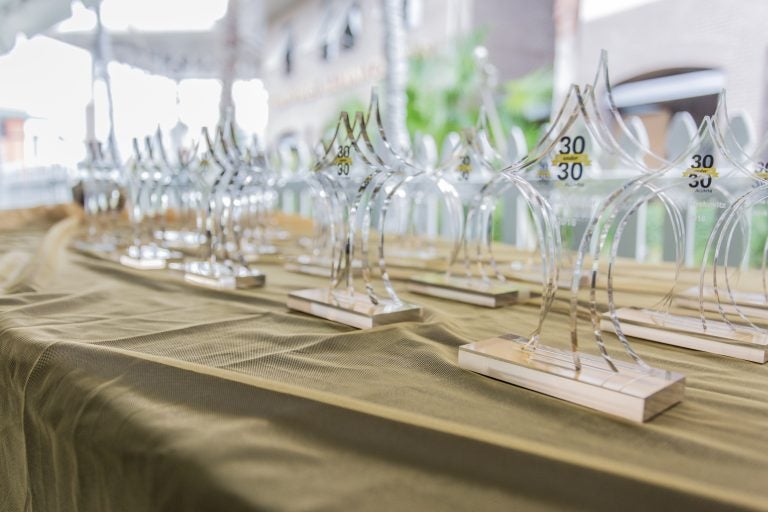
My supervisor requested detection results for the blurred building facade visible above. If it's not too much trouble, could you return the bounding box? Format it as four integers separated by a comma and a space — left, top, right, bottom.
573, 0, 768, 155
262, 0, 555, 141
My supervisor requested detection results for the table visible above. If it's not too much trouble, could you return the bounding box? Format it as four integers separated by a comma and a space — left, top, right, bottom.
1, 207, 767, 511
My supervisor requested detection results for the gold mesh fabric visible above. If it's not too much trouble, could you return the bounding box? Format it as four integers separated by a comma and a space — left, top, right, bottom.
1, 208, 767, 511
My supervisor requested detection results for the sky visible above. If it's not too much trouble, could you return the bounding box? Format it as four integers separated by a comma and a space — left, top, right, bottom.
58, 0, 229, 32
0, 0, 267, 167
580, 0, 661, 22
0, 0, 657, 167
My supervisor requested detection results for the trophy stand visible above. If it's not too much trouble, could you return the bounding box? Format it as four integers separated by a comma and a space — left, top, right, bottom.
458, 84, 684, 422
151, 135, 208, 257
119, 137, 184, 270
600, 108, 767, 363
182, 126, 265, 289
288, 107, 422, 328
232, 134, 286, 266
460, 334, 684, 422
72, 140, 125, 260
408, 116, 531, 307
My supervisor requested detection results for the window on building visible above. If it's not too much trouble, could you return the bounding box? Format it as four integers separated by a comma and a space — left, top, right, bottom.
319, 7, 338, 61
321, 38, 331, 61
283, 34, 294, 75
340, 3, 361, 51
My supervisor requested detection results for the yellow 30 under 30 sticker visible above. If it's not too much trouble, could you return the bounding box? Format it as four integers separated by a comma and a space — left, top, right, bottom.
551, 135, 590, 182
456, 155, 472, 180
333, 145, 352, 176
754, 161, 768, 185
683, 154, 717, 190
551, 153, 592, 166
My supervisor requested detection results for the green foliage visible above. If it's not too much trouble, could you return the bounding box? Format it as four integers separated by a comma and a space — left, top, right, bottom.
404, 31, 553, 150
401, 31, 553, 243
405, 31, 485, 148
645, 202, 666, 263
749, 205, 768, 268
499, 67, 553, 149
326, 31, 553, 154
324, 32, 553, 243
323, 97, 367, 141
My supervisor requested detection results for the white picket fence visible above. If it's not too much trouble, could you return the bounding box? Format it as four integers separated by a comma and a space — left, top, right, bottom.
0, 165, 72, 210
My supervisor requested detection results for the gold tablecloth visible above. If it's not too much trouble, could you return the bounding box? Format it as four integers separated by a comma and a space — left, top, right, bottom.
1, 208, 767, 511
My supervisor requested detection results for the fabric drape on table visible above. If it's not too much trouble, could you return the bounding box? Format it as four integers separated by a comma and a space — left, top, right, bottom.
1, 208, 767, 511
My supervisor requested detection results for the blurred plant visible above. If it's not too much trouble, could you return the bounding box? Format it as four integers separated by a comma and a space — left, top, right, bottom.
499, 67, 553, 149
750, 211, 768, 268
404, 31, 485, 148
405, 31, 552, 151
326, 31, 553, 156
322, 97, 367, 141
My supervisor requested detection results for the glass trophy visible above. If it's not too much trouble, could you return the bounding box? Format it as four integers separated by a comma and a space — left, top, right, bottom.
221, 131, 281, 265
407, 115, 531, 307
364, 116, 467, 290
600, 95, 767, 363
380, 133, 447, 271
72, 140, 125, 258
281, 121, 360, 278
270, 135, 312, 252
182, 125, 265, 289
119, 136, 185, 270
458, 83, 685, 422
227, 131, 281, 263
151, 131, 206, 255
405, 44, 533, 306
588, 49, 688, 171
282, 91, 443, 277
287, 98, 426, 329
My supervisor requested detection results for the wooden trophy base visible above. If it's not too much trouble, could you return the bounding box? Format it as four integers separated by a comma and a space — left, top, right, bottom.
119, 255, 168, 270
459, 334, 685, 422
603, 307, 768, 363
243, 249, 283, 265
287, 288, 422, 329
407, 273, 529, 308
155, 230, 204, 251
675, 286, 768, 321
119, 245, 184, 270
71, 240, 118, 260
505, 267, 589, 289
284, 256, 362, 278
183, 261, 265, 289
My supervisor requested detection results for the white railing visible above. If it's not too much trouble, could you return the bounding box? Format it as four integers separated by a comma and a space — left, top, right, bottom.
0, 165, 72, 210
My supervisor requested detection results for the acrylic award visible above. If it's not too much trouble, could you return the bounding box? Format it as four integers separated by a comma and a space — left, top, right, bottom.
405, 44, 528, 294
72, 140, 125, 258
600, 93, 767, 363
222, 131, 281, 265
270, 135, 313, 252
281, 113, 362, 278
151, 132, 206, 255
684, 178, 768, 363
407, 111, 530, 307
287, 93, 430, 329
181, 125, 265, 289
362, 91, 464, 275
119, 136, 184, 270
380, 133, 447, 271
458, 83, 685, 422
